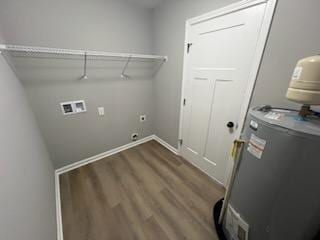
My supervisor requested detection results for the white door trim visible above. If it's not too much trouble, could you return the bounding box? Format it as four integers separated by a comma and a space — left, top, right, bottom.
178, 0, 277, 185
188, 0, 269, 25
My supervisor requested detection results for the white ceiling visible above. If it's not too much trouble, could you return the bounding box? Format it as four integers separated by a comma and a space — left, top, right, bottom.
128, 0, 164, 8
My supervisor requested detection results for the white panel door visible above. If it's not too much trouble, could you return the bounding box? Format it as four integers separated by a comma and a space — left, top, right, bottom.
181, 3, 267, 184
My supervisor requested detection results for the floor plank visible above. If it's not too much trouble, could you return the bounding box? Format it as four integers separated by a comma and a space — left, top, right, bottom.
60, 140, 225, 240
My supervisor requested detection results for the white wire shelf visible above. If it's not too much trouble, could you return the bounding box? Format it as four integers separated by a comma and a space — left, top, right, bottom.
0, 44, 167, 81
0, 44, 168, 61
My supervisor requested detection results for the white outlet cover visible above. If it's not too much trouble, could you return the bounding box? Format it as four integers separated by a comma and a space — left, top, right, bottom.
60, 100, 86, 115
98, 107, 105, 116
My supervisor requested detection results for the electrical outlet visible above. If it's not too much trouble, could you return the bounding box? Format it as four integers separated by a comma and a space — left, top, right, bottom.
98, 107, 105, 116
140, 115, 146, 122
131, 133, 139, 141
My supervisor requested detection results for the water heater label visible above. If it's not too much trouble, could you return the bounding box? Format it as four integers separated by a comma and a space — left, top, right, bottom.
250, 120, 258, 130
226, 205, 249, 240
265, 112, 283, 120
292, 66, 303, 80
247, 134, 266, 159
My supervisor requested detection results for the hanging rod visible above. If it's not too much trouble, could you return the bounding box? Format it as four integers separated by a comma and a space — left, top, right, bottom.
0, 44, 168, 61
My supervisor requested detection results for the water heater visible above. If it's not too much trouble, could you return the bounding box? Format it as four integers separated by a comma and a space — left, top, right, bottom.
223, 107, 320, 240
217, 56, 320, 239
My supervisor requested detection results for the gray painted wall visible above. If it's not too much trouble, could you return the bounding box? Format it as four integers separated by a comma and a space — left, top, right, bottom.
0, 0, 153, 53
152, 0, 320, 148
251, 0, 320, 109
0, 0, 156, 168
0, 53, 56, 239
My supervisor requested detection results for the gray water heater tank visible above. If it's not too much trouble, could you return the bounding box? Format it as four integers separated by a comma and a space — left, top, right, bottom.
225, 106, 320, 240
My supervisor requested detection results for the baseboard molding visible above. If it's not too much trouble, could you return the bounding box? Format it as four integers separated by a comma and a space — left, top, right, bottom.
56, 135, 154, 175
153, 135, 179, 155
182, 156, 225, 188
55, 172, 63, 240
54, 134, 178, 240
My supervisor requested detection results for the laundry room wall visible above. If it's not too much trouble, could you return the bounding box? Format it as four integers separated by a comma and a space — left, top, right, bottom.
0, 30, 57, 239
0, 0, 156, 168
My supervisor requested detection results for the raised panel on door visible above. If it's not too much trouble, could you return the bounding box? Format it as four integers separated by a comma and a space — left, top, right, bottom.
203, 73, 239, 183
182, 70, 214, 161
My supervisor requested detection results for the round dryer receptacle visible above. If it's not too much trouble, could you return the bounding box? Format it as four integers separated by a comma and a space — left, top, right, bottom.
131, 133, 139, 141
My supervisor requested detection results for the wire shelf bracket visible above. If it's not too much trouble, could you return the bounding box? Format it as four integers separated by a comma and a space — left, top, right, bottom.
120, 55, 132, 79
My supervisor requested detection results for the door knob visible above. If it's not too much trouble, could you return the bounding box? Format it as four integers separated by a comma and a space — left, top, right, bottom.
227, 121, 234, 128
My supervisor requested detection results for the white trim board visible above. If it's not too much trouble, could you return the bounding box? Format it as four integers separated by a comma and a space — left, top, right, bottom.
178, 0, 277, 186
183, 153, 225, 188
54, 135, 178, 240
188, 0, 269, 25
56, 135, 178, 175
55, 171, 63, 240
56, 135, 153, 175
153, 135, 179, 155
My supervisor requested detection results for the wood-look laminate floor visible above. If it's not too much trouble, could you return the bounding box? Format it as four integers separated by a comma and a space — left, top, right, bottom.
60, 140, 225, 240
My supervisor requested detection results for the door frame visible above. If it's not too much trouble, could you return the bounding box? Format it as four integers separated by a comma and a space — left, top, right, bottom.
178, 0, 277, 185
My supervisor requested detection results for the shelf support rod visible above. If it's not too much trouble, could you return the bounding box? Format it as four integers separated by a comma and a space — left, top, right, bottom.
121, 55, 132, 79
80, 52, 88, 80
